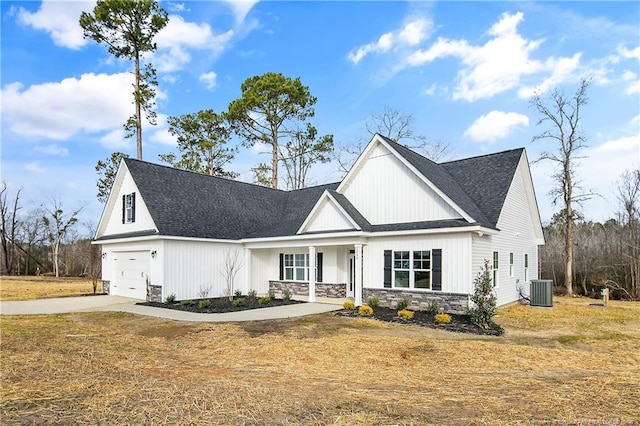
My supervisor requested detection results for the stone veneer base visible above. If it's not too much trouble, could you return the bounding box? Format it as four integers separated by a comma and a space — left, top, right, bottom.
269, 281, 347, 298
363, 288, 469, 314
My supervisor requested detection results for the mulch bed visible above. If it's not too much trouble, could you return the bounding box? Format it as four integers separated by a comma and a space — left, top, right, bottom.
138, 297, 303, 313
335, 307, 503, 336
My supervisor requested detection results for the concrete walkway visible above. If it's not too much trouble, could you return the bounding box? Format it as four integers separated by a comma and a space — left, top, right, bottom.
0, 295, 342, 322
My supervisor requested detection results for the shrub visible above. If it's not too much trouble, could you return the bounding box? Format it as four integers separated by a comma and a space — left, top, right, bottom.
268, 289, 276, 300
397, 309, 414, 320
366, 296, 380, 308
343, 300, 355, 310
232, 298, 244, 307
247, 289, 258, 299
258, 296, 271, 305
234, 289, 243, 298
435, 313, 451, 324
180, 300, 195, 306
282, 289, 292, 302
425, 300, 439, 315
358, 305, 373, 316
165, 294, 176, 304
466, 259, 497, 329
396, 296, 409, 311
198, 299, 212, 309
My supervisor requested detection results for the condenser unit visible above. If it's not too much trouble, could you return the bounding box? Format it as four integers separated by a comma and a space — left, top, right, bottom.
530, 279, 553, 307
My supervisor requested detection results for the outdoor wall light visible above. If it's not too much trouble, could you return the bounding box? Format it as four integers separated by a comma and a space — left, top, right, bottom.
151, 250, 157, 259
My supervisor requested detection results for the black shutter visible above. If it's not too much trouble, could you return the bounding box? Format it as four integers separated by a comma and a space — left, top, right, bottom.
131, 192, 136, 223
316, 252, 323, 283
383, 250, 392, 288
279, 253, 284, 280
122, 195, 125, 224
432, 249, 442, 291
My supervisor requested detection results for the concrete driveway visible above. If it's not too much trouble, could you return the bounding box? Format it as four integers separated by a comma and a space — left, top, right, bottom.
0, 295, 341, 322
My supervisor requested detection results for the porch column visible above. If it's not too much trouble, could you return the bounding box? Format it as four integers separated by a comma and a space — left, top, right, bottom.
243, 248, 251, 295
308, 246, 316, 302
354, 244, 363, 306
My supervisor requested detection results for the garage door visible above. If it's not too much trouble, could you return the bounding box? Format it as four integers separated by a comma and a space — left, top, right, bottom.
112, 251, 150, 299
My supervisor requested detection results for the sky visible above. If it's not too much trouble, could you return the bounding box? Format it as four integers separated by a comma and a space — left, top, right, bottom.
1, 0, 639, 234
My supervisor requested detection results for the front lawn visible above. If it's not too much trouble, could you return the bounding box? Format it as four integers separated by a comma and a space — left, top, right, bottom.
0, 276, 100, 301
2, 296, 639, 425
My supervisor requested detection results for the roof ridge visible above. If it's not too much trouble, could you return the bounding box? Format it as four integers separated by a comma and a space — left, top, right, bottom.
439, 147, 524, 165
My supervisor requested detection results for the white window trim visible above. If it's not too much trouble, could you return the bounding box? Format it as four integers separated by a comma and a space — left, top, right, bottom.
125, 193, 134, 224
284, 253, 310, 282
392, 250, 432, 290
524, 253, 529, 282
492, 251, 499, 288
509, 252, 514, 277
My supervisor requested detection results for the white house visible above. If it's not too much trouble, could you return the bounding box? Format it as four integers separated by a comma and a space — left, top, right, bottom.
94, 134, 544, 312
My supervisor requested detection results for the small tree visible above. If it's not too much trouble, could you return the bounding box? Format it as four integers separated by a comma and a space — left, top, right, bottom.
0, 183, 22, 275
42, 198, 82, 277
280, 123, 333, 189
96, 152, 129, 203
467, 260, 497, 329
220, 249, 244, 301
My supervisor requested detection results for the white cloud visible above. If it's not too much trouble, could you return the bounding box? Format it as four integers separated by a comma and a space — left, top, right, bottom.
423, 83, 437, 96
26, 162, 46, 174
618, 45, 640, 60
99, 129, 131, 150
348, 17, 433, 65
517, 53, 582, 99
2, 73, 133, 140
199, 71, 218, 90
223, 0, 259, 24
168, 3, 188, 13
147, 114, 177, 147
464, 111, 530, 143
621, 71, 640, 95
16, 0, 95, 49
154, 15, 234, 72
35, 144, 69, 157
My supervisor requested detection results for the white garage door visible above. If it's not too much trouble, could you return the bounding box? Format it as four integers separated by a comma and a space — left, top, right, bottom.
112, 251, 150, 299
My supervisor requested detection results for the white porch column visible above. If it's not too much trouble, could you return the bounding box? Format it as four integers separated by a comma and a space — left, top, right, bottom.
308, 246, 316, 303
243, 248, 251, 295
354, 244, 363, 306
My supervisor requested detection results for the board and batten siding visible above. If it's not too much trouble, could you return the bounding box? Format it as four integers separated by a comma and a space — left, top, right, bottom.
485, 156, 541, 306
364, 233, 473, 294
101, 170, 157, 237
341, 142, 461, 225
302, 197, 356, 233
162, 240, 245, 301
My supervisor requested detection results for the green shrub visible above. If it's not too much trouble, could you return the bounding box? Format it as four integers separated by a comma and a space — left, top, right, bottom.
466, 259, 497, 329
396, 296, 409, 311
358, 305, 373, 316
198, 299, 212, 309
232, 298, 244, 307
425, 300, 439, 315
282, 289, 292, 302
435, 313, 452, 324
180, 300, 195, 306
165, 294, 176, 304
268, 289, 276, 300
343, 300, 355, 310
397, 309, 414, 320
247, 289, 258, 299
366, 296, 380, 308
234, 289, 243, 298
258, 296, 271, 305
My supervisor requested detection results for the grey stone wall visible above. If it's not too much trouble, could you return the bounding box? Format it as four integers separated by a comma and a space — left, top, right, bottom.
147, 285, 162, 303
101, 280, 110, 295
269, 281, 347, 298
363, 288, 469, 314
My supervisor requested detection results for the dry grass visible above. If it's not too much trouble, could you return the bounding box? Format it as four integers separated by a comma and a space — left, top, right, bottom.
0, 276, 101, 301
1, 297, 639, 425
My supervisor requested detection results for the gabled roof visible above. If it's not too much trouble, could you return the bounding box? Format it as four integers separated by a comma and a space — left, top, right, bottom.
378, 135, 523, 228
120, 159, 338, 240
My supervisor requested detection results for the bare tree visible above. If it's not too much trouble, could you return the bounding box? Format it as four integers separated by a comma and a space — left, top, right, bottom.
531, 78, 592, 296
42, 198, 83, 277
280, 123, 333, 189
617, 169, 640, 298
220, 249, 244, 301
0, 183, 22, 275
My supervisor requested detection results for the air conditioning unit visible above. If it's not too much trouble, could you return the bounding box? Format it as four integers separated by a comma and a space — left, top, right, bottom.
530, 279, 553, 307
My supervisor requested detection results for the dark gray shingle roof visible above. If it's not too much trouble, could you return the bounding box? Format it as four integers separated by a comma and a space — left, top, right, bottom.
122, 159, 338, 240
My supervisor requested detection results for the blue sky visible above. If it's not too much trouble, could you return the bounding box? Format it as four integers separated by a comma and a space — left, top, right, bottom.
1, 0, 639, 232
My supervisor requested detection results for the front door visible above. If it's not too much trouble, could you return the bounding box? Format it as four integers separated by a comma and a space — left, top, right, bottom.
348, 251, 355, 297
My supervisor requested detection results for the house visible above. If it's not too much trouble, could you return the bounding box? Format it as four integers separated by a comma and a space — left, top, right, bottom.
93, 134, 544, 312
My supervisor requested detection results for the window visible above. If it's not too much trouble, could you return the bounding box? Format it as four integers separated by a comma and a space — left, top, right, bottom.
393, 250, 431, 289
524, 253, 529, 282
509, 252, 514, 277
283, 253, 310, 281
122, 192, 135, 224
492, 251, 499, 288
